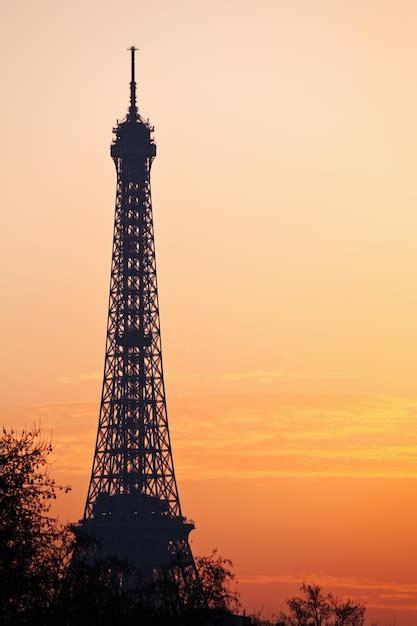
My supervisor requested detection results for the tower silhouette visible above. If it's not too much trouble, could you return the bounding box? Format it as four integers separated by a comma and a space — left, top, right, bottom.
81, 48, 197, 587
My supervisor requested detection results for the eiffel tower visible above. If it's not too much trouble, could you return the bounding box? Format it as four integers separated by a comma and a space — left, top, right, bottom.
80, 47, 197, 588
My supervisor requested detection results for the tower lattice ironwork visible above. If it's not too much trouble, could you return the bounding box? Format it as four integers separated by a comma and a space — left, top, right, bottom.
81, 48, 197, 587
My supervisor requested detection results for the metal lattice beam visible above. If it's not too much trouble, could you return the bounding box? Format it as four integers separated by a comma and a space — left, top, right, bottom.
81, 48, 197, 590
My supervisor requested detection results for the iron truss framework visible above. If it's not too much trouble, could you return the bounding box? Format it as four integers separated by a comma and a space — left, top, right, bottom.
82, 48, 197, 590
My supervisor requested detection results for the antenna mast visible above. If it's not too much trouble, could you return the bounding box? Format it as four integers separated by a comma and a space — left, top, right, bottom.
128, 45, 138, 120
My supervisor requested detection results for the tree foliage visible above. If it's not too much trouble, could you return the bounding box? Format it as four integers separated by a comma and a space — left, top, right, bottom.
276, 583, 365, 626
55, 540, 240, 624
195, 550, 240, 613
0, 426, 71, 625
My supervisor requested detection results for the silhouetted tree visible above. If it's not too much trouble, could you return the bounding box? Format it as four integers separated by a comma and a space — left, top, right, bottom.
276, 583, 365, 626
52, 556, 237, 624
0, 426, 71, 625
53, 552, 157, 626
195, 550, 240, 613
56, 539, 241, 624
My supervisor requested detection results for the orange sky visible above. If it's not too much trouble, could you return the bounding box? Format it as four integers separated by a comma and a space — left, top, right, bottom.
2, 1, 417, 623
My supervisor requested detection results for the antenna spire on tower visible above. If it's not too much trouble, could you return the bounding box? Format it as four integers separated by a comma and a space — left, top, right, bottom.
128, 45, 138, 120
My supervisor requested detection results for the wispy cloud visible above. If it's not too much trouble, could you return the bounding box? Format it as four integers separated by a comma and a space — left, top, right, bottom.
169, 370, 360, 386
4, 392, 417, 482
2, 392, 417, 526
238, 573, 417, 611
204, 371, 287, 384
57, 376, 72, 385
56, 371, 102, 385
79, 371, 102, 381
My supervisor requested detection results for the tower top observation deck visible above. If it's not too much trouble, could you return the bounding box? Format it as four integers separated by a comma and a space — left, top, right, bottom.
111, 46, 156, 160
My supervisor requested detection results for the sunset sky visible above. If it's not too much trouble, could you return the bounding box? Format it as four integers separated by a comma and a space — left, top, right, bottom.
2, 1, 417, 623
